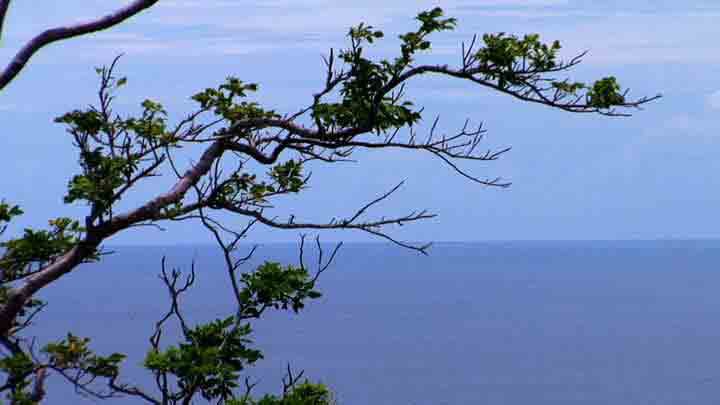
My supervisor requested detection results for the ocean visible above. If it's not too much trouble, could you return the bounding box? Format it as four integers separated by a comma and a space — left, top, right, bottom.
27, 241, 720, 404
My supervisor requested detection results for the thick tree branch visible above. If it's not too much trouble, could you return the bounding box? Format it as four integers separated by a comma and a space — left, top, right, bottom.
29, 367, 48, 403
0, 141, 224, 337
0, 0, 10, 41
222, 139, 288, 165
0, 242, 97, 337
0, 0, 159, 91
100, 141, 224, 236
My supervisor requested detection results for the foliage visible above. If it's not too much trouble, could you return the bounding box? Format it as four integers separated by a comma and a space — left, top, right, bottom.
0, 202, 22, 227
44, 334, 126, 378
238, 261, 322, 317
234, 382, 334, 405
313, 8, 457, 132
0, 351, 36, 404
587, 77, 625, 108
0, 218, 90, 281
63, 150, 136, 211
191, 78, 278, 124
145, 319, 261, 402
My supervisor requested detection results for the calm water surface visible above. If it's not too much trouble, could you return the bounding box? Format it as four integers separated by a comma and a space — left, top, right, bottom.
31, 241, 720, 404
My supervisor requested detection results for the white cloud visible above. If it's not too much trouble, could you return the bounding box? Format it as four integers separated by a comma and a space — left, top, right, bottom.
145, 3, 720, 65
150, 0, 572, 33
707, 90, 720, 110
410, 86, 482, 101
664, 114, 694, 132
492, 13, 720, 65
647, 113, 720, 138
8, 0, 718, 64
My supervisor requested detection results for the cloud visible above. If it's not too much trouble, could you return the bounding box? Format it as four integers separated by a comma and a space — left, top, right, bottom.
648, 113, 720, 138
7, 0, 719, 65
409, 86, 483, 102
143, 2, 720, 65
664, 114, 695, 132
503, 13, 720, 65
150, 0, 572, 34
707, 90, 720, 110
624, 112, 720, 163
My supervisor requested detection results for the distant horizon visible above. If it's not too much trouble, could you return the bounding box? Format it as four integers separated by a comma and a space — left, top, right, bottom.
37, 239, 720, 404
104, 238, 720, 248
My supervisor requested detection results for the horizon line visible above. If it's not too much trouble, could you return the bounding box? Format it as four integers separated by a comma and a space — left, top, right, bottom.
103, 238, 720, 248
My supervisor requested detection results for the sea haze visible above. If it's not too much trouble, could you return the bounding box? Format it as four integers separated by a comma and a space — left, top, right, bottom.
30, 241, 720, 404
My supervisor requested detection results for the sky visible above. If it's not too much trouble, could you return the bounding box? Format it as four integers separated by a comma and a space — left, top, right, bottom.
1, 0, 720, 244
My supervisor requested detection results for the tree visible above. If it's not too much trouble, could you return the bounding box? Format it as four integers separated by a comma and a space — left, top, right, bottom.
0, 3, 659, 403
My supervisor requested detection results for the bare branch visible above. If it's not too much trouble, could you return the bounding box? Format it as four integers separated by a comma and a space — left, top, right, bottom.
311, 236, 342, 283
151, 256, 195, 340
196, 204, 257, 309
51, 366, 157, 403
216, 183, 435, 254
282, 363, 306, 396
107, 377, 160, 405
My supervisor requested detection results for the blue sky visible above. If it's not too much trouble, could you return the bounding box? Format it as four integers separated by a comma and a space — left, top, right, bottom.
1, 1, 720, 244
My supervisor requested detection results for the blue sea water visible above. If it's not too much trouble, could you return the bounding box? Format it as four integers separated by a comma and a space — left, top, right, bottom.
28, 241, 720, 404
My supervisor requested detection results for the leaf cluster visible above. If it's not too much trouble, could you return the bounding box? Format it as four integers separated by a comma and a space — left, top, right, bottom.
0, 202, 23, 225
44, 333, 126, 378
313, 8, 455, 133
269, 160, 305, 193
144, 318, 261, 401
54, 109, 107, 136
586, 77, 625, 108
238, 262, 322, 318
233, 381, 334, 405
214, 173, 272, 206
0, 352, 36, 405
63, 149, 137, 213
192, 78, 278, 124
475, 33, 561, 88
466, 32, 630, 109
0, 218, 89, 281
0, 334, 126, 404
53, 71, 180, 222
214, 160, 305, 207
125, 99, 171, 142
0, 201, 22, 236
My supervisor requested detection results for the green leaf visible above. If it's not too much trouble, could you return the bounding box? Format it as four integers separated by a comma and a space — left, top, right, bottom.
587, 76, 625, 108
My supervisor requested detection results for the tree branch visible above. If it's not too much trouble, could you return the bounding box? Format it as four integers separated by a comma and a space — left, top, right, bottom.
0, 0, 11, 41
0, 0, 159, 91
380, 64, 661, 117
0, 141, 224, 337
216, 182, 435, 254
100, 140, 224, 236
